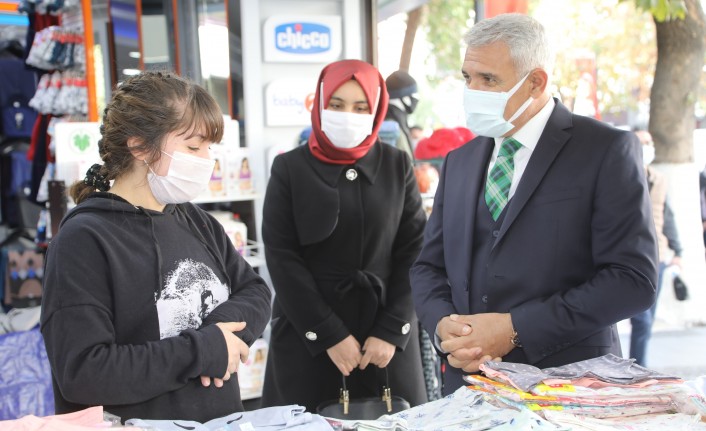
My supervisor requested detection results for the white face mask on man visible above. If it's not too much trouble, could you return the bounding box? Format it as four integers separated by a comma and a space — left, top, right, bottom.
147, 150, 215, 204
464, 72, 533, 138
320, 109, 375, 149
642, 145, 655, 166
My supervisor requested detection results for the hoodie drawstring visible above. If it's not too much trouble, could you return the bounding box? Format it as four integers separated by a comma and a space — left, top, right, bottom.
138, 207, 165, 301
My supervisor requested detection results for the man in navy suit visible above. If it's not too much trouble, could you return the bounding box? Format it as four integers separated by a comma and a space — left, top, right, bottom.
410, 13, 658, 395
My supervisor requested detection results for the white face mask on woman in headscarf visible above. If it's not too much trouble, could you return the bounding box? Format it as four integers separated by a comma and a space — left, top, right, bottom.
147, 150, 215, 204
320, 109, 375, 149
463, 73, 532, 138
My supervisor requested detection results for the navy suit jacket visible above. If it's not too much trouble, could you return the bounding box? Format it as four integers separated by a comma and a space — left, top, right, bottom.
410, 100, 658, 393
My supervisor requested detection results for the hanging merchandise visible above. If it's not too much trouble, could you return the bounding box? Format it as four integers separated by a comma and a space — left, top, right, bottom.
30, 71, 87, 116
28, 72, 56, 114
1, 96, 38, 140
20, 0, 88, 119
18, 0, 82, 17
25, 26, 85, 71
17, 0, 89, 203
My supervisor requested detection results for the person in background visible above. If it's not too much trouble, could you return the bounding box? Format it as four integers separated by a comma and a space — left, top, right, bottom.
409, 125, 425, 150
629, 129, 682, 366
41, 71, 272, 422
385, 70, 419, 158
261, 59, 428, 411
414, 127, 475, 166
410, 13, 657, 395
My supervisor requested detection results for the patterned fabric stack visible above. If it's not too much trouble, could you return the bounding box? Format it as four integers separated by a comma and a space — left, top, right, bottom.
462, 354, 706, 430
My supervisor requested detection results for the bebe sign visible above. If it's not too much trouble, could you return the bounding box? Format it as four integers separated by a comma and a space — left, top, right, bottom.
265, 79, 316, 126
276, 23, 330, 54
264, 15, 341, 63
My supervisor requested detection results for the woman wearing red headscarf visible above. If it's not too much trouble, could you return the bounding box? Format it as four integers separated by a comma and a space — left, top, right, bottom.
261, 60, 428, 411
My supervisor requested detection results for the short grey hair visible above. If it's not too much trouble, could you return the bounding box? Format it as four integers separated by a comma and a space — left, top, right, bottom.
463, 13, 555, 80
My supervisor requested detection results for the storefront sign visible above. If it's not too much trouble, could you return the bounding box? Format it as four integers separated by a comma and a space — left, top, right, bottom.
263, 15, 342, 63
54, 121, 102, 186
265, 79, 316, 126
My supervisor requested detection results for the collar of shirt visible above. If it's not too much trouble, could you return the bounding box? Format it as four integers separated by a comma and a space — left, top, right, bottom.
488, 97, 556, 199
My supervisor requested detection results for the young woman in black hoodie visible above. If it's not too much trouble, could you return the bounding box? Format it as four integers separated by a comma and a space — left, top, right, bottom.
41, 71, 272, 423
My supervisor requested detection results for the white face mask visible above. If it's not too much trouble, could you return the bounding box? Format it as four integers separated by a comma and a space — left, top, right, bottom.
321, 109, 375, 149
464, 73, 533, 138
642, 145, 655, 166
147, 150, 215, 204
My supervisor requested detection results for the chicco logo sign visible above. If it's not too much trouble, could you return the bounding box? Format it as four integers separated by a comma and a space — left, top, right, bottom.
275, 22, 331, 54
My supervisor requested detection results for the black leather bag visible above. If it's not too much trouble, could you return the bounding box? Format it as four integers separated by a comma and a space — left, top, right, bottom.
673, 275, 689, 301
316, 370, 411, 420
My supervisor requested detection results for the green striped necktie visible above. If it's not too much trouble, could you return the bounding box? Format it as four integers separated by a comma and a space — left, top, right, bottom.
485, 137, 523, 221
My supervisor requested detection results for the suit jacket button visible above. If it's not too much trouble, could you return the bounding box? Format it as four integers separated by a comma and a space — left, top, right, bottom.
305, 331, 317, 341
401, 323, 411, 335
492, 230, 499, 238
481, 295, 488, 303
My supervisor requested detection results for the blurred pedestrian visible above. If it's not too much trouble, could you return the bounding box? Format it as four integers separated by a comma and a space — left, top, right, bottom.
386, 70, 419, 158
629, 129, 683, 366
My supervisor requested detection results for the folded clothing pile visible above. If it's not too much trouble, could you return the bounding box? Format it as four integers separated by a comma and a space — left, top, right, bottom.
464, 354, 705, 423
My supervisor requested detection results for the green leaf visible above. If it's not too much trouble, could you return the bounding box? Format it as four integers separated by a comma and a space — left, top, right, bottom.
624, 0, 687, 21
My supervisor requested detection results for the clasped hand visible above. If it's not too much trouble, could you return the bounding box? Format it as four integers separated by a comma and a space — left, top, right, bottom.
438, 313, 513, 372
327, 335, 395, 375
200, 321, 249, 388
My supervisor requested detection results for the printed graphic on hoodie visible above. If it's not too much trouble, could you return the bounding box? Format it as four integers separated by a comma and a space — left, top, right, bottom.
156, 259, 230, 339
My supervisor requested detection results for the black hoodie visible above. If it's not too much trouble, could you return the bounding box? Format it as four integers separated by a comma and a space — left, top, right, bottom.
40, 193, 272, 422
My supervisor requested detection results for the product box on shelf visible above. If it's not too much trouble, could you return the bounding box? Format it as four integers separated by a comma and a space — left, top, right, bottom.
201, 144, 255, 200
200, 116, 256, 201
208, 211, 248, 256
207, 144, 228, 198
226, 146, 255, 197
238, 338, 268, 400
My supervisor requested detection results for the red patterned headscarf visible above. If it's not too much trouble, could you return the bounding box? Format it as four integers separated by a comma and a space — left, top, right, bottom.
308, 59, 389, 164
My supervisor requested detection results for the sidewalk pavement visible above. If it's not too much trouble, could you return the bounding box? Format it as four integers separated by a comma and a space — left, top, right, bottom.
618, 319, 706, 380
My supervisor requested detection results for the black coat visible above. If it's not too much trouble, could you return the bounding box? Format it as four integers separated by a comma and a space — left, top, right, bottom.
261, 142, 428, 411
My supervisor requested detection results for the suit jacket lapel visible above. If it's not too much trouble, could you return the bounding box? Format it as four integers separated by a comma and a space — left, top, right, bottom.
462, 137, 494, 278
494, 100, 573, 248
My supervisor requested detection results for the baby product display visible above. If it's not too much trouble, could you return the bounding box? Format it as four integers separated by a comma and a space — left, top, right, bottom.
201, 145, 254, 199
208, 211, 248, 256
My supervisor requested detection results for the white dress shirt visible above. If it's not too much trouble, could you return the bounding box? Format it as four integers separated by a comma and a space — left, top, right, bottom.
487, 97, 556, 199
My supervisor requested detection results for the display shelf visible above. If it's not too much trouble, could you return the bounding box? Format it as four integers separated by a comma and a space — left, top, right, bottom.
192, 194, 260, 204
240, 387, 263, 401
243, 240, 265, 268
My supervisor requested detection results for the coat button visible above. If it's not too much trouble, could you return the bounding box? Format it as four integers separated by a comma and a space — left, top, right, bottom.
481, 295, 488, 303
346, 169, 358, 181
305, 331, 317, 341
492, 230, 499, 238
401, 323, 411, 335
